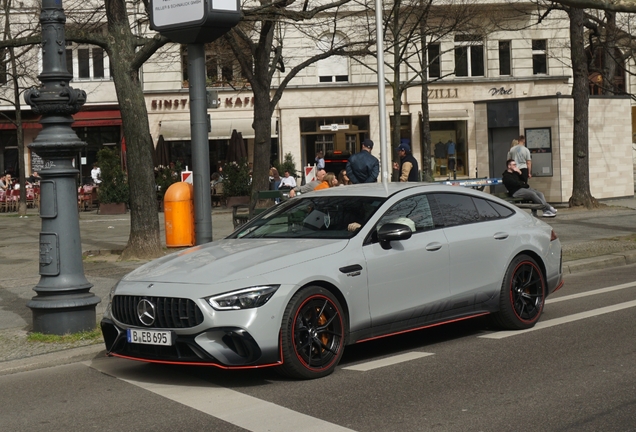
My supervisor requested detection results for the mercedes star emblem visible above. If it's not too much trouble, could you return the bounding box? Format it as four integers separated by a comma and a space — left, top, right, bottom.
137, 299, 156, 326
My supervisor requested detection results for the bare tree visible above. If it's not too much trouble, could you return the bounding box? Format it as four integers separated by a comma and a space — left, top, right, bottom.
568, 7, 599, 208
354, 0, 487, 181
1, 0, 170, 259
553, 0, 636, 13
0, 0, 39, 215
223, 0, 372, 203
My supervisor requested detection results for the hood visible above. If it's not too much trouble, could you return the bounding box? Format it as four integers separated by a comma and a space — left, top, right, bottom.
122, 238, 348, 284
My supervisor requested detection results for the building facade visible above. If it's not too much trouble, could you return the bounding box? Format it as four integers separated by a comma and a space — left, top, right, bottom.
1, 1, 634, 201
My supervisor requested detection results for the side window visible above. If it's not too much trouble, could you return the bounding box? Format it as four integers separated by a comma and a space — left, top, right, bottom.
473, 197, 500, 221
377, 194, 439, 233
489, 200, 515, 218
433, 193, 479, 227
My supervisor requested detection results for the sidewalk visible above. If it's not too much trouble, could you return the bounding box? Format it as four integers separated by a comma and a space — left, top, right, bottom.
1, 198, 636, 374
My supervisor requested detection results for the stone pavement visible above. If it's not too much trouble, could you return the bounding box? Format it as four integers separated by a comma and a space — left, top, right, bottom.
1, 197, 636, 374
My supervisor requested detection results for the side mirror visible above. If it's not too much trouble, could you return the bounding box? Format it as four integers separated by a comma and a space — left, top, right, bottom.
377, 223, 412, 249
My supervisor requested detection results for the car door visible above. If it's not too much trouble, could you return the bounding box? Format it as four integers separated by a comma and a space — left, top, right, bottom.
363, 194, 451, 328
433, 192, 518, 307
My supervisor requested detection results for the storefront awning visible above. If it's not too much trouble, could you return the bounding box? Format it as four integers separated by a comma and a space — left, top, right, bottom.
0, 110, 122, 130
160, 118, 277, 141
429, 110, 469, 120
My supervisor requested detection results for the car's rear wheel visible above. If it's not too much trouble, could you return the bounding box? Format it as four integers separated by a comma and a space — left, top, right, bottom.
492, 254, 545, 330
279, 286, 345, 379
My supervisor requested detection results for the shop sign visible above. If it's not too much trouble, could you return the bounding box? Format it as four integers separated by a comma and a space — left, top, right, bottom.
489, 87, 513, 96
428, 88, 458, 99
319, 124, 349, 131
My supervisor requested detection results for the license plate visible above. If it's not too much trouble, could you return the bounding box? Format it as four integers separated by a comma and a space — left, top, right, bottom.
126, 328, 173, 346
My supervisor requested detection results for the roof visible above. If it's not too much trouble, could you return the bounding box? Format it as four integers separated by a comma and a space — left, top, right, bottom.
299, 182, 480, 199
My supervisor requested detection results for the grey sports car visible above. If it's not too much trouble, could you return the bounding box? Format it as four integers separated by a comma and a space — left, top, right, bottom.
101, 183, 563, 379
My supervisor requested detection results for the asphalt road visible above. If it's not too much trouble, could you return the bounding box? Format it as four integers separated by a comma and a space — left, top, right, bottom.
1, 263, 635, 432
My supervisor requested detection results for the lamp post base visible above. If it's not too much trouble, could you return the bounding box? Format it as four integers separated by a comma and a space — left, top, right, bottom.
28, 292, 101, 334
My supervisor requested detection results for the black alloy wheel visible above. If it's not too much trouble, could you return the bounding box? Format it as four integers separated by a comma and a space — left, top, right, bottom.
493, 254, 546, 330
279, 286, 345, 379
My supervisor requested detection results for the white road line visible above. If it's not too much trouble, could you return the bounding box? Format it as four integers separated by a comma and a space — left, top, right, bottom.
480, 299, 636, 340
87, 358, 356, 432
342, 352, 434, 372
547, 281, 636, 304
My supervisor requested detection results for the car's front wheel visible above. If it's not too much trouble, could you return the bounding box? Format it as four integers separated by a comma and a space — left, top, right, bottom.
279, 286, 345, 379
493, 254, 545, 330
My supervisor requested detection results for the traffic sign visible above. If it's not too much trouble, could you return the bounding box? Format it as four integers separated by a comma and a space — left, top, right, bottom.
181, 170, 193, 184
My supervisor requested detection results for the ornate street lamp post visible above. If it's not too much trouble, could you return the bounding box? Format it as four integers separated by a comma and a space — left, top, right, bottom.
24, 0, 100, 334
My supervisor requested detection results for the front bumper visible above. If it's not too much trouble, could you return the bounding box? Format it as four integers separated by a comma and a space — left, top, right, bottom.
100, 282, 295, 368
101, 318, 282, 368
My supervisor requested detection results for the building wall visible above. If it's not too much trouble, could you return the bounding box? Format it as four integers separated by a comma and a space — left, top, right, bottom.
518, 98, 562, 201
520, 96, 634, 202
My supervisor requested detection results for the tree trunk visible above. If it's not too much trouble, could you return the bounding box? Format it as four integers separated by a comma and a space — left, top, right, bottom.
231, 19, 277, 208
9, 44, 27, 215
602, 11, 616, 95
568, 7, 598, 209
106, 0, 162, 259
251, 87, 272, 202
420, 80, 434, 182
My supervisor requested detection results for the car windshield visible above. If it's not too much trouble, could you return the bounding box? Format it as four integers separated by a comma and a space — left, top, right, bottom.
231, 195, 386, 239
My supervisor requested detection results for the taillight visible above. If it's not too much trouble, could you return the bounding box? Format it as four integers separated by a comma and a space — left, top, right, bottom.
550, 230, 558, 241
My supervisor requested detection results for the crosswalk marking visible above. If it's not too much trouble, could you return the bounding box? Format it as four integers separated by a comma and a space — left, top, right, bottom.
546, 281, 636, 304
343, 352, 434, 372
480, 299, 636, 339
88, 358, 357, 432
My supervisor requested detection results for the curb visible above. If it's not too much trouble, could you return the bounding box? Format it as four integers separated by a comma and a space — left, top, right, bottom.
0, 344, 106, 376
563, 249, 636, 275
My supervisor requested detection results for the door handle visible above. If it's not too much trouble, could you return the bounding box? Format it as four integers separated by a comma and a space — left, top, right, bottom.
339, 264, 363, 274
425, 242, 443, 251
494, 232, 509, 240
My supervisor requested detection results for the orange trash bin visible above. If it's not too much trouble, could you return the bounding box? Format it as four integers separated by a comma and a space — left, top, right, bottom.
164, 182, 195, 247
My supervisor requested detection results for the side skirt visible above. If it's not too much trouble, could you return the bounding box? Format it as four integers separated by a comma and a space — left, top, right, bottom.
349, 311, 491, 344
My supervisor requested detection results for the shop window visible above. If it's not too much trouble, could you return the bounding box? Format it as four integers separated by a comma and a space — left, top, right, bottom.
430, 121, 467, 178
532, 39, 547, 75
74, 126, 121, 183
499, 41, 511, 76
317, 33, 349, 83
427, 44, 440, 78
300, 116, 369, 170
65, 44, 110, 80
345, 135, 357, 153
454, 35, 484, 77
524, 127, 552, 176
315, 134, 334, 154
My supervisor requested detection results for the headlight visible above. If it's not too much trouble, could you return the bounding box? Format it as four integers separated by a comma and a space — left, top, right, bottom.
206, 285, 280, 310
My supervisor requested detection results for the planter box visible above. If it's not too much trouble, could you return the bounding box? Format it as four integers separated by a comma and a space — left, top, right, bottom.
98, 202, 127, 215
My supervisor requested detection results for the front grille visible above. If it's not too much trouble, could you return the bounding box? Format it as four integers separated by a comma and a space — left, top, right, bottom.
111, 295, 204, 328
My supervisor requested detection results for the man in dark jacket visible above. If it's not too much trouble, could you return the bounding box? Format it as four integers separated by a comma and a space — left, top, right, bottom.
394, 143, 419, 182
346, 138, 379, 183
502, 159, 556, 218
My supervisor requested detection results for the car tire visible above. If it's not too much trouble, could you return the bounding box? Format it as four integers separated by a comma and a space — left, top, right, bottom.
492, 254, 546, 330
279, 286, 346, 379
